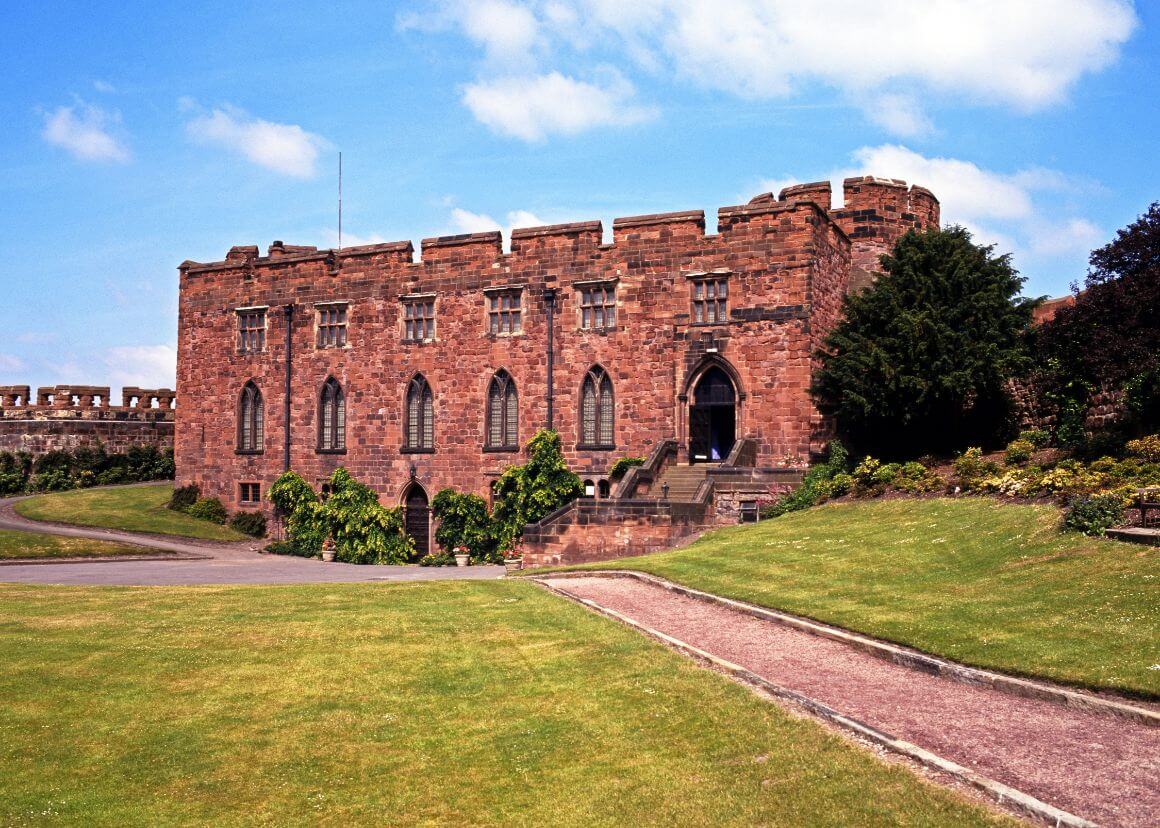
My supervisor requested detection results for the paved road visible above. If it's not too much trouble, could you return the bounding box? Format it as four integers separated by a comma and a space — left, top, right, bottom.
0, 493, 504, 585
542, 574, 1160, 828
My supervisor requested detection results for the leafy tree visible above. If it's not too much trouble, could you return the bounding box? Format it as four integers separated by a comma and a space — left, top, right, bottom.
1036, 202, 1160, 432
812, 226, 1032, 457
492, 429, 583, 550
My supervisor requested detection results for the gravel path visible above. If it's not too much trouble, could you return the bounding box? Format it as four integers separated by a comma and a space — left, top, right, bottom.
542, 575, 1159, 828
0, 494, 503, 585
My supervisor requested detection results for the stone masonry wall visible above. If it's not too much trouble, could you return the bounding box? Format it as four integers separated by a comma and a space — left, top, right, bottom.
176, 178, 938, 519
0, 385, 175, 456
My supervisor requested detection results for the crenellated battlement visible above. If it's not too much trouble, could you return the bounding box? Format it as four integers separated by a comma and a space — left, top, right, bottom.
180, 177, 936, 285
0, 384, 175, 417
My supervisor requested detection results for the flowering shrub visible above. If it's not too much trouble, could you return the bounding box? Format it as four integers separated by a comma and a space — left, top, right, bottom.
1126, 434, 1160, 462
895, 461, 944, 493
1019, 429, 1051, 449
1004, 439, 1035, 465
1063, 494, 1126, 536
952, 448, 999, 490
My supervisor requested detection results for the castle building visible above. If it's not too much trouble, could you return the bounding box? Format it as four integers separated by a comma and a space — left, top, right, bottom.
176, 177, 938, 562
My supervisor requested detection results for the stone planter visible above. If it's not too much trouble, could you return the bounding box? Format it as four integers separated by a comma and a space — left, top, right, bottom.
504, 558, 523, 574
321, 537, 336, 563
455, 553, 470, 568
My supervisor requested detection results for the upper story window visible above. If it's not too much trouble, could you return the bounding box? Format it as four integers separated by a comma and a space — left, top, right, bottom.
237, 381, 263, 453
316, 303, 348, 349
578, 283, 616, 331
404, 374, 434, 452
486, 369, 518, 450
318, 376, 346, 452
691, 276, 729, 325
402, 295, 436, 342
237, 308, 267, 353
486, 288, 522, 335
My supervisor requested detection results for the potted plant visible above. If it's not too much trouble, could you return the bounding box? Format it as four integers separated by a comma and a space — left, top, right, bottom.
453, 545, 470, 568
503, 543, 523, 574
321, 536, 337, 563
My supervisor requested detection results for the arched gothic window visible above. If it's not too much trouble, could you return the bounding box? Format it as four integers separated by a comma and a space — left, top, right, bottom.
580, 366, 614, 447
237, 381, 263, 452
405, 374, 435, 451
318, 377, 346, 452
486, 370, 518, 450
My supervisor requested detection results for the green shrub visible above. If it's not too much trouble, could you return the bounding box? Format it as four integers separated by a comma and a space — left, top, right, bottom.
169, 483, 200, 512
491, 430, 583, 552
270, 471, 326, 556
418, 551, 457, 567
431, 488, 499, 563
608, 456, 645, 480
1126, 434, 1160, 462
0, 451, 31, 495
265, 539, 317, 558
229, 511, 267, 537
1004, 439, 1035, 465
1019, 429, 1050, 449
1063, 493, 1125, 536
760, 441, 850, 519
188, 497, 228, 525
952, 448, 998, 490
895, 461, 944, 493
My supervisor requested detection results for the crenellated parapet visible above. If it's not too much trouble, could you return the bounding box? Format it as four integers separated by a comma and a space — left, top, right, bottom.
0, 385, 175, 420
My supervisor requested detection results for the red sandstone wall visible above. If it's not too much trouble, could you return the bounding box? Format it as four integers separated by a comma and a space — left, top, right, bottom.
177, 199, 848, 512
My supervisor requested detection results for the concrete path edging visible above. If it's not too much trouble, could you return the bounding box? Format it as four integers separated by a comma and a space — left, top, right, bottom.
538, 569, 1159, 727
535, 577, 1096, 828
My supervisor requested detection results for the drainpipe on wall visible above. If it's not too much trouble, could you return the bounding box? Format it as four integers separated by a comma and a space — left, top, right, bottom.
283, 303, 294, 471
543, 287, 557, 431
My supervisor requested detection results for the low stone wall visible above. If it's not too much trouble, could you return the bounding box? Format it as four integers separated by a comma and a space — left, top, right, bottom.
0, 384, 175, 457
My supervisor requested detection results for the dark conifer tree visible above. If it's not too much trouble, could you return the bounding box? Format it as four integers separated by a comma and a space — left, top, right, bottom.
812, 226, 1033, 457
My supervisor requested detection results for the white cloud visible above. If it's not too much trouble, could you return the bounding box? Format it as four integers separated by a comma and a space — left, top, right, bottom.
405, 0, 1136, 135
862, 94, 934, 139
323, 229, 388, 248
42, 103, 130, 163
102, 345, 176, 390
462, 71, 655, 141
0, 353, 24, 373
449, 207, 546, 234
92, 80, 116, 94
184, 104, 330, 178
1028, 217, 1103, 257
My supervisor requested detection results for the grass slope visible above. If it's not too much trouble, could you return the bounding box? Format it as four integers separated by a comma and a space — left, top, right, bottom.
559, 497, 1159, 698
14, 484, 244, 542
0, 581, 1008, 827
0, 529, 157, 560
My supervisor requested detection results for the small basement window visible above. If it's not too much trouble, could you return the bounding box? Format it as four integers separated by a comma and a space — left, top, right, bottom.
739, 500, 759, 523
239, 482, 261, 504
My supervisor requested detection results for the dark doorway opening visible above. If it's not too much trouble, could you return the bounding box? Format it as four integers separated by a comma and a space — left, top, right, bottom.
404, 484, 430, 558
689, 366, 736, 464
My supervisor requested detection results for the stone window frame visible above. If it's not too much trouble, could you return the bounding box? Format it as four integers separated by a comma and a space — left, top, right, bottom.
235, 306, 268, 354
484, 369, 519, 452
574, 278, 618, 332
688, 270, 731, 326
236, 380, 264, 454
402, 373, 435, 454
401, 293, 436, 343
317, 376, 347, 454
314, 301, 350, 350
484, 285, 524, 337
239, 482, 261, 504
578, 364, 615, 450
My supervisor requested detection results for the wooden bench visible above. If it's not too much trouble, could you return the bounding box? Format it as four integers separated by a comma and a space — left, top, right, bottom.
1136, 488, 1160, 527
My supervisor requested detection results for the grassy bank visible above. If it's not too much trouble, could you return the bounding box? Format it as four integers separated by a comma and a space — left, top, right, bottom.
551, 497, 1159, 698
14, 484, 244, 542
0, 529, 158, 560
0, 580, 1008, 826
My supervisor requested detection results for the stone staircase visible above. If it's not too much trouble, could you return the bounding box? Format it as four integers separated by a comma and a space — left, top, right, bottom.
654, 463, 718, 502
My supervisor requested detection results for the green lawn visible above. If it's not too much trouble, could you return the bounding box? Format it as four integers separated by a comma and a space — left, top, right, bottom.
552, 497, 1159, 698
14, 484, 245, 542
0, 581, 1009, 827
0, 529, 158, 560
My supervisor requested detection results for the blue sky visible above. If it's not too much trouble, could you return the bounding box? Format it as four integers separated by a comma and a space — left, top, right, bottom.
1, 0, 1157, 398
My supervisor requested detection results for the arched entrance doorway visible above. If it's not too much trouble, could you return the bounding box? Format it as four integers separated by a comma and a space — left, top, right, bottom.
689, 366, 736, 463
403, 483, 430, 558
